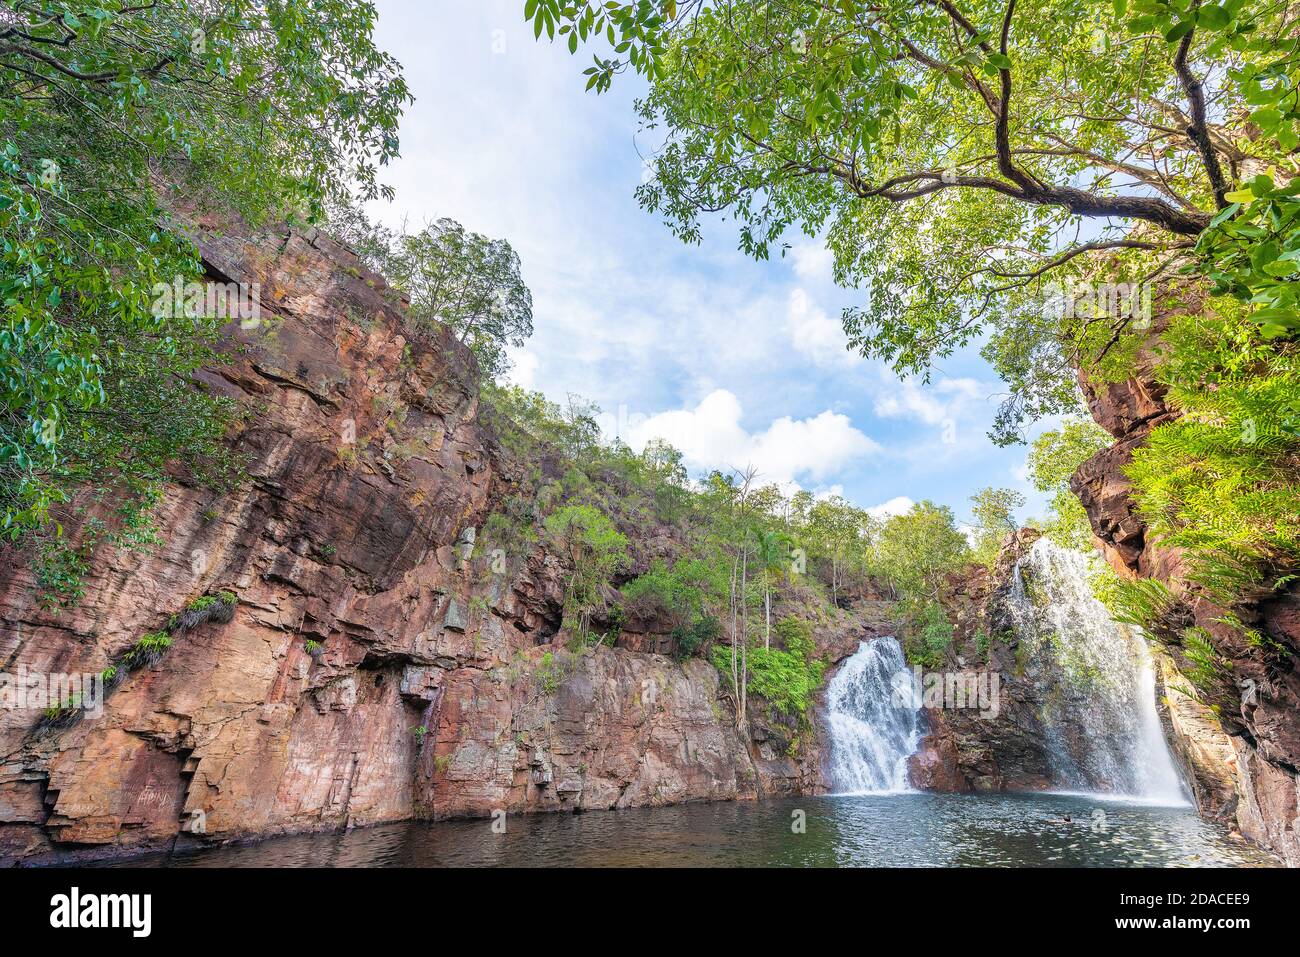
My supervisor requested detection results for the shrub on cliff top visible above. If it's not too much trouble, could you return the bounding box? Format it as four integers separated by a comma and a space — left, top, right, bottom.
874, 502, 970, 604
1026, 416, 1111, 551
544, 504, 629, 640
969, 487, 1027, 570
901, 600, 955, 670
672, 614, 720, 660
623, 557, 728, 630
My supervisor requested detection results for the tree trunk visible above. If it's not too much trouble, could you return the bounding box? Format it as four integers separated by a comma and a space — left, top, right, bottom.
764, 581, 771, 650
739, 544, 749, 726
729, 552, 739, 701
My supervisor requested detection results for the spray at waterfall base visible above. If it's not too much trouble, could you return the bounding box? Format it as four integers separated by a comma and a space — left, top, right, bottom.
890, 667, 1001, 720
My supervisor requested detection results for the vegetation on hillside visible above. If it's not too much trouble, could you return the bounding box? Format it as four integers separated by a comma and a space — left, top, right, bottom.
969, 486, 1026, 568
328, 203, 534, 379
11, 0, 1293, 737
474, 379, 985, 722
1125, 297, 1300, 605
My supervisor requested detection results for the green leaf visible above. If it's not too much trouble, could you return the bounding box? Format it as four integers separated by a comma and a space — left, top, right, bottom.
1209, 203, 1241, 227
1196, 6, 1232, 30
1250, 174, 1276, 198
1250, 108, 1282, 132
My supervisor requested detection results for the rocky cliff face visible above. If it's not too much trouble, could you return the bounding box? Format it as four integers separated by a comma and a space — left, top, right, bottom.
1070, 329, 1300, 866
907, 529, 1096, 794
0, 212, 888, 863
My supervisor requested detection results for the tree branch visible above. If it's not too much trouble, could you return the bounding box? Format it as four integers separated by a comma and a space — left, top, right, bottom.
1172, 10, 1229, 207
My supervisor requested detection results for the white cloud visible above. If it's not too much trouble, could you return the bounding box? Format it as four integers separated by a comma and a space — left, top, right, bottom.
626, 389, 880, 485
787, 288, 856, 368
873, 377, 986, 426
357, 1, 1046, 523
507, 349, 539, 389
789, 241, 834, 282
866, 495, 915, 520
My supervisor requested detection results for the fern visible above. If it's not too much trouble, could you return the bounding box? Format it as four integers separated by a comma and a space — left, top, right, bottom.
1091, 568, 1175, 630
1122, 301, 1300, 611
1180, 626, 1230, 695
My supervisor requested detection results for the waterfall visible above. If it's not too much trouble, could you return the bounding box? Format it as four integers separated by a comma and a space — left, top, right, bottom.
826, 637, 922, 794
1006, 538, 1188, 803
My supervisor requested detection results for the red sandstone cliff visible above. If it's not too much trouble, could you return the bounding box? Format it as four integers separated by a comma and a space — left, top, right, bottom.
0, 211, 889, 863
1070, 316, 1300, 866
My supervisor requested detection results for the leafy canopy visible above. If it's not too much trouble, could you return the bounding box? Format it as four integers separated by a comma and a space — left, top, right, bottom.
330, 207, 534, 380
874, 500, 971, 602
969, 486, 1026, 567
1026, 415, 1112, 549
536, 0, 1299, 441
544, 503, 631, 636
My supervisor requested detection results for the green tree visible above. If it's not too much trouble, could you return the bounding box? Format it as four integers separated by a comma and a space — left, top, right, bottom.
329, 208, 534, 380
386, 219, 533, 379
752, 526, 791, 649
1026, 415, 1111, 549
874, 501, 971, 603
534, 0, 1300, 616
622, 555, 728, 650
639, 437, 690, 520
543, 503, 630, 639
969, 486, 1026, 567
534, 0, 1298, 427
871, 501, 968, 666
806, 495, 867, 605
1, 1, 408, 558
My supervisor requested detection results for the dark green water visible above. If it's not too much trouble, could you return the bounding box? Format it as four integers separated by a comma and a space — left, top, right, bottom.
103, 792, 1276, 867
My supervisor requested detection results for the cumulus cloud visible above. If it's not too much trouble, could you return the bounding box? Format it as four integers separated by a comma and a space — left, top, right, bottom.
866, 496, 915, 520
625, 389, 880, 485
873, 377, 986, 426
789, 241, 835, 282
787, 288, 856, 367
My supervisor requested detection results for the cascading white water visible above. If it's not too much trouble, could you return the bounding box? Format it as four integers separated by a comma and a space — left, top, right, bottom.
826, 636, 922, 794
1006, 538, 1188, 803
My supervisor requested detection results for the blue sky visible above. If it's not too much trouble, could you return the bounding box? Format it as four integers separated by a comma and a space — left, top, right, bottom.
366, 0, 1053, 525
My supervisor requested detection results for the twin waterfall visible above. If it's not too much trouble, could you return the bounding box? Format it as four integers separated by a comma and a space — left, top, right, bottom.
826, 538, 1187, 802
826, 636, 921, 793
1005, 539, 1186, 802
